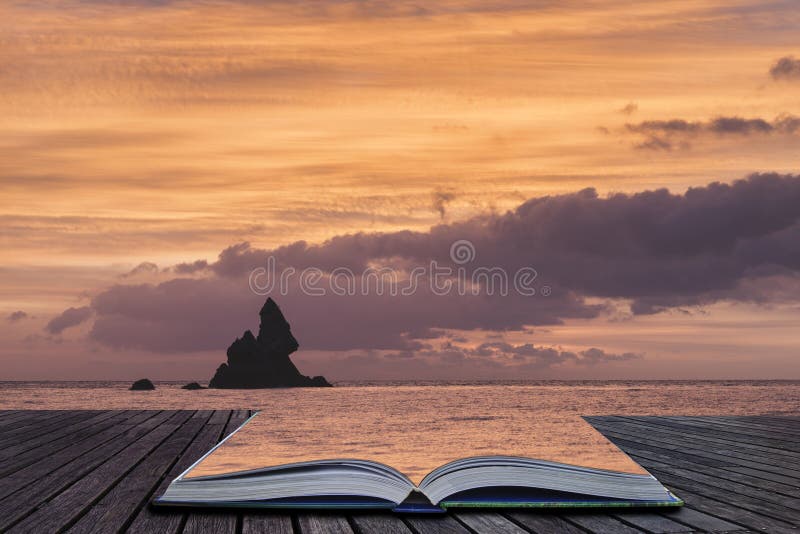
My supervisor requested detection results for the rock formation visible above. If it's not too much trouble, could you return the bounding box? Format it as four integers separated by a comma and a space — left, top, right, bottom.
209, 298, 331, 388
181, 382, 204, 390
130, 378, 155, 390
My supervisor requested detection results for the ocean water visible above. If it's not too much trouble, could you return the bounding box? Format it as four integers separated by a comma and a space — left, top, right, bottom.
1, 380, 798, 415
4, 381, 797, 472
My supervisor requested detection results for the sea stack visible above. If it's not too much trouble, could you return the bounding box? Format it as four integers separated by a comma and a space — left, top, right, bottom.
209, 298, 331, 388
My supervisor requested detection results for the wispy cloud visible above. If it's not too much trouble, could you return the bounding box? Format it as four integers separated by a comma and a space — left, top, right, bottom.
624, 115, 800, 150
6, 311, 28, 323
769, 56, 800, 80
45, 306, 93, 335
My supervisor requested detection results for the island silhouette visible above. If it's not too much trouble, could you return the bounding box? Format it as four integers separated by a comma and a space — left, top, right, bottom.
209, 297, 331, 388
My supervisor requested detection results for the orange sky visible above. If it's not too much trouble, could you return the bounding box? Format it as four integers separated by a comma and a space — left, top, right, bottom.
2, 0, 800, 380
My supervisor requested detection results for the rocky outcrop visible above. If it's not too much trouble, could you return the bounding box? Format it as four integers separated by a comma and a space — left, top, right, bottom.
181, 382, 205, 390
209, 298, 332, 388
130, 378, 155, 390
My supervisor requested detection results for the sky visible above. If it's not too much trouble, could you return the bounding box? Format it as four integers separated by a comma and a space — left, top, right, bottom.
2, 0, 800, 380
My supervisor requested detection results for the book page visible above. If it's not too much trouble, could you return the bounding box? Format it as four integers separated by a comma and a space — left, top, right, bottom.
185, 410, 647, 485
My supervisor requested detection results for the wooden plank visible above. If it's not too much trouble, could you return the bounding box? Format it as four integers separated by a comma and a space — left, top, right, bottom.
0, 411, 83, 442
591, 429, 800, 488
655, 507, 741, 533
404, 515, 470, 534
0, 411, 95, 447
66, 411, 214, 533
0, 411, 145, 498
645, 468, 800, 525
611, 512, 694, 533
6, 410, 195, 533
589, 421, 800, 479
621, 416, 800, 453
241, 514, 294, 534
454, 511, 529, 533
627, 450, 800, 507
297, 514, 353, 534
653, 486, 798, 534
0, 410, 130, 476
700, 416, 800, 435
610, 438, 800, 497
0, 410, 120, 458
592, 418, 800, 467
182, 512, 237, 534
349, 513, 412, 534
127, 412, 233, 534
0, 410, 67, 431
181, 411, 247, 534
505, 512, 585, 534
0, 412, 168, 529
561, 513, 645, 533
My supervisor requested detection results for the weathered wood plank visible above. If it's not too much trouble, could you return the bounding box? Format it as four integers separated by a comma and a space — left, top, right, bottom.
127, 412, 232, 534
655, 507, 741, 533
611, 511, 694, 533
349, 513, 412, 534
614, 439, 800, 497
0, 411, 168, 530
0, 410, 145, 497
621, 416, 800, 453
654, 486, 798, 534
0, 411, 95, 447
589, 420, 800, 478
630, 452, 800, 509
7, 410, 194, 533
454, 512, 529, 533
66, 411, 213, 533
297, 514, 353, 534
0, 410, 67, 431
182, 512, 237, 534
241, 513, 293, 534
592, 417, 800, 467
0, 410, 131, 476
404, 515, 471, 534
505, 512, 586, 534
561, 513, 645, 533
645, 468, 800, 525
181, 411, 250, 534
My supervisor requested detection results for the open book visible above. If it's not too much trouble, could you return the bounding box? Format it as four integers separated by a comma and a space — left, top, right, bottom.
155, 412, 681, 512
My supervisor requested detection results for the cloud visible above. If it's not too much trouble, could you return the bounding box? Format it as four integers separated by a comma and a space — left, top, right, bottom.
625, 115, 800, 150
45, 306, 93, 334
67, 173, 800, 354
121, 262, 160, 278
6, 311, 28, 323
619, 102, 638, 115
769, 56, 800, 80
431, 189, 457, 219
469, 342, 642, 367
172, 259, 209, 274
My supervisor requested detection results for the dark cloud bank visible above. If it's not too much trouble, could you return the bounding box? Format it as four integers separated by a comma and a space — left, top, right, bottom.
60, 173, 800, 366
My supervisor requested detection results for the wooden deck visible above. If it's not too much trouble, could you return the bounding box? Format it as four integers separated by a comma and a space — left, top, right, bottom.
0, 411, 798, 533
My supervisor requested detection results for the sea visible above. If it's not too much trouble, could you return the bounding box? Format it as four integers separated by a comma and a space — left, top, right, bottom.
2, 380, 799, 415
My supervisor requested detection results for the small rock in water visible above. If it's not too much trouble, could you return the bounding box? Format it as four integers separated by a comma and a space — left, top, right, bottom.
182, 382, 205, 390
130, 378, 155, 390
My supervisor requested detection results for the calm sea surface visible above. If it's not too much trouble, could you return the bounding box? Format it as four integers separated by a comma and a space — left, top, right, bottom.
1, 380, 798, 415
4, 381, 798, 467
